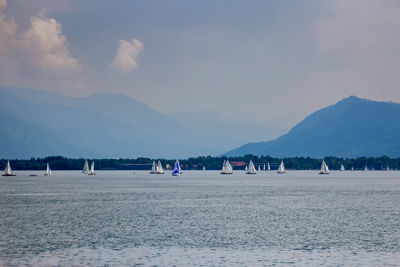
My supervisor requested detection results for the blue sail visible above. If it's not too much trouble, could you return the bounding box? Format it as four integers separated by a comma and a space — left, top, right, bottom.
172, 160, 181, 176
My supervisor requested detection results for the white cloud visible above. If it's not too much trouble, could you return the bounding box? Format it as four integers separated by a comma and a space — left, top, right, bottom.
19, 15, 80, 75
0, 0, 81, 89
110, 38, 143, 73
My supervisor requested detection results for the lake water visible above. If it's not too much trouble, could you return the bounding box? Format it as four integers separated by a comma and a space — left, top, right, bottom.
1, 170, 400, 266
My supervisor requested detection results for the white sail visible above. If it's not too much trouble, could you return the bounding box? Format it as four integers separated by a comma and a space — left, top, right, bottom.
263, 164, 266, 171
340, 164, 345, 171
277, 161, 285, 174
150, 160, 157, 174
246, 160, 257, 174
364, 166, 368, 171
45, 163, 52, 176
156, 160, 164, 174
258, 165, 261, 171
82, 159, 89, 173
89, 161, 95, 175
203, 166, 206, 171
386, 165, 390, 171
351, 166, 354, 171
319, 160, 330, 174
4, 160, 12, 175
221, 160, 233, 174
267, 162, 271, 171
227, 161, 233, 173
245, 165, 248, 171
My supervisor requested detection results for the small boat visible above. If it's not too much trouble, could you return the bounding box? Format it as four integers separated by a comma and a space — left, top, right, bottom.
88, 161, 95, 175
263, 164, 266, 171
364, 166, 368, 171
29, 174, 37, 177
246, 160, 257, 175
277, 161, 285, 174
203, 166, 206, 171
267, 162, 271, 171
386, 165, 390, 171
82, 159, 89, 174
44, 162, 52, 176
319, 160, 330, 174
257, 165, 261, 171
156, 160, 164, 174
340, 164, 345, 171
2, 160, 16, 176
351, 166, 354, 171
172, 160, 182, 176
150, 160, 157, 174
245, 165, 248, 172
221, 160, 233, 174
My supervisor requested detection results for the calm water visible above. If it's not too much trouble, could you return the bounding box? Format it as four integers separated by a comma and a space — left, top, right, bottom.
1, 170, 400, 266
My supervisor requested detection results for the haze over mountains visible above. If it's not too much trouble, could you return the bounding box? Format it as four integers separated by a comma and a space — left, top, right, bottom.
226, 96, 400, 158
0, 87, 284, 159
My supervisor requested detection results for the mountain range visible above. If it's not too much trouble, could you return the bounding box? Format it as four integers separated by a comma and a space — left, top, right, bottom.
0, 87, 284, 158
225, 96, 400, 158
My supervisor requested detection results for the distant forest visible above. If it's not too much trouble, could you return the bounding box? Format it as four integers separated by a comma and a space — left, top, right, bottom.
1, 155, 399, 171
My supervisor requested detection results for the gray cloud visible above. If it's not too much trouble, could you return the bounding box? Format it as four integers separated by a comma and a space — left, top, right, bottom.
314, 0, 400, 100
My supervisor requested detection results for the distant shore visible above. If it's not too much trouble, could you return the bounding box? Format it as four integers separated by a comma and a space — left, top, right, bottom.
1, 155, 399, 171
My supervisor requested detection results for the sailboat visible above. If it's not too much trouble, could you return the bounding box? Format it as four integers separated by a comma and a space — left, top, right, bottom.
246, 160, 257, 174
267, 162, 271, 171
364, 166, 368, 171
172, 160, 182, 176
82, 159, 89, 174
150, 160, 157, 174
203, 166, 206, 171
277, 161, 285, 174
156, 160, 164, 174
340, 164, 345, 171
2, 160, 16, 176
44, 163, 52, 176
221, 160, 233, 174
351, 166, 354, 171
263, 164, 266, 171
386, 165, 390, 171
258, 165, 261, 171
245, 165, 248, 172
88, 161, 95, 175
319, 160, 330, 174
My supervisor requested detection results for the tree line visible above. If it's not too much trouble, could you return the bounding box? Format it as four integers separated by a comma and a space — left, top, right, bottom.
1, 155, 399, 171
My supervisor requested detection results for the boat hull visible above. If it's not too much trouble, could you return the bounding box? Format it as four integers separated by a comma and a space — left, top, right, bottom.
2, 174, 16, 176
319, 172, 329, 174
246, 172, 257, 175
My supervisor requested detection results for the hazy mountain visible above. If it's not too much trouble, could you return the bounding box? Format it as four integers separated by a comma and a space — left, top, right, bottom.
0, 87, 284, 158
225, 96, 400, 158
168, 111, 286, 152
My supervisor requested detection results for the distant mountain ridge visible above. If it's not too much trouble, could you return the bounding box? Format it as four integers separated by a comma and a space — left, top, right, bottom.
0, 87, 284, 158
225, 96, 400, 158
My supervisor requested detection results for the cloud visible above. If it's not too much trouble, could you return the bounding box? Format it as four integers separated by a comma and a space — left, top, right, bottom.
110, 38, 143, 73
0, 0, 17, 76
19, 14, 81, 75
314, 0, 400, 99
0, 0, 80, 89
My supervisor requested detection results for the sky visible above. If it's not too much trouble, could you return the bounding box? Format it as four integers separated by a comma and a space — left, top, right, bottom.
1, 0, 400, 128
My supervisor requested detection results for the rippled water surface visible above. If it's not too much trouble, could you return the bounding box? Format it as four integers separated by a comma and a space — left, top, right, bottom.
1, 170, 400, 266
